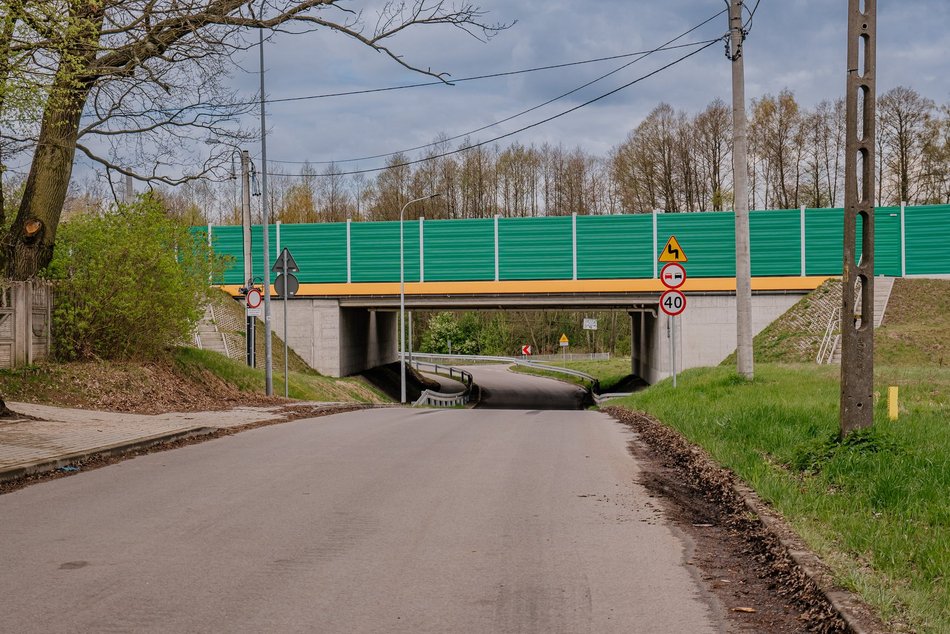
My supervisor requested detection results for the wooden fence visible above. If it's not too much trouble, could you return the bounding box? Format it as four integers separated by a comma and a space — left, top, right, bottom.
0, 281, 52, 369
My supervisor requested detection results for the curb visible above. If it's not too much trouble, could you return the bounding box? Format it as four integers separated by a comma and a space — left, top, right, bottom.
733, 482, 887, 634
0, 427, 218, 484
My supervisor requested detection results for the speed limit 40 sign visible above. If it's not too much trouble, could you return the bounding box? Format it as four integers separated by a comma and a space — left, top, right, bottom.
659, 289, 687, 316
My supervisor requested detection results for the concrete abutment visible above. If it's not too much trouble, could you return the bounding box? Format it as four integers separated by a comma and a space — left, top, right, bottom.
269, 293, 801, 379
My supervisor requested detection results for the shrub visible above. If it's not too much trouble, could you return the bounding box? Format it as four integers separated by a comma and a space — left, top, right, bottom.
45, 195, 223, 360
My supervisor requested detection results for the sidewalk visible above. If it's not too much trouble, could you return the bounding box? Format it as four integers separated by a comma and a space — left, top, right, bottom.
0, 401, 347, 483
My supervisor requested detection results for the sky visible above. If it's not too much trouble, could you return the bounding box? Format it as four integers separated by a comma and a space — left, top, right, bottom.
217, 0, 948, 178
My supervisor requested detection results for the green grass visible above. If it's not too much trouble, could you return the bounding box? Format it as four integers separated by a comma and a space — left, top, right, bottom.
613, 363, 949, 633
876, 279, 950, 367
512, 357, 633, 391
172, 347, 388, 403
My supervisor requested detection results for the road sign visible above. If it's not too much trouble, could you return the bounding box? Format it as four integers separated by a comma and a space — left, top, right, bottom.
521, 344, 532, 355
272, 247, 299, 273
660, 262, 687, 289
658, 236, 688, 262
274, 273, 299, 298
559, 333, 569, 347
583, 318, 598, 330
246, 288, 263, 309
659, 289, 687, 316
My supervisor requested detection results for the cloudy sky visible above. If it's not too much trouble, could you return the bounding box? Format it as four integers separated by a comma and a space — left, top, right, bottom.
220, 0, 947, 177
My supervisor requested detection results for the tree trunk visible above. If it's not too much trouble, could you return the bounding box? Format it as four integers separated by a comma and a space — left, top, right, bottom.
2, 2, 101, 280
3, 78, 92, 279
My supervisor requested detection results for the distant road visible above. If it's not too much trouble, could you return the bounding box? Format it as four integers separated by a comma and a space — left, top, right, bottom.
467, 363, 588, 410
0, 408, 722, 633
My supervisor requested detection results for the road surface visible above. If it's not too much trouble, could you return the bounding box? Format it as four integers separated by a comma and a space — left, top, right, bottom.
467, 363, 588, 410
0, 408, 723, 633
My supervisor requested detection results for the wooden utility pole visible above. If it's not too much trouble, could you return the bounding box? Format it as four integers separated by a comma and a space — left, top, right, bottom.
840, 0, 877, 435
729, 0, 753, 379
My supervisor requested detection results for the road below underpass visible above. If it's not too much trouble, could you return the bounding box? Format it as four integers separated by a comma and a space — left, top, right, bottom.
466, 363, 588, 410
0, 406, 724, 633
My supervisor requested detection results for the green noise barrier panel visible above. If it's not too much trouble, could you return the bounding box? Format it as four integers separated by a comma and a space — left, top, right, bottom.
197, 205, 949, 285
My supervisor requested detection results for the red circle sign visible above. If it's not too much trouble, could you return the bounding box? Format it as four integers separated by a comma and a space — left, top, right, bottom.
659, 289, 687, 316
660, 262, 687, 290
246, 288, 263, 309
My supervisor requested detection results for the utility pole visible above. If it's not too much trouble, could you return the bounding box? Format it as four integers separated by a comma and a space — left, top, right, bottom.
840, 0, 877, 436
259, 25, 273, 396
240, 150, 255, 368
729, 0, 753, 379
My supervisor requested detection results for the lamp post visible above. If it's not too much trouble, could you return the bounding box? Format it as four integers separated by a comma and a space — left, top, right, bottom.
400, 193, 441, 403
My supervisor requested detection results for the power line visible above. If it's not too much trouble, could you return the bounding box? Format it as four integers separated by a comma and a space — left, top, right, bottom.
265, 38, 722, 179
263, 39, 720, 106
270, 40, 719, 167
269, 9, 727, 167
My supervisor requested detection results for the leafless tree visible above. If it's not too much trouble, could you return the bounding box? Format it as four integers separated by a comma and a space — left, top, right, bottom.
878, 86, 935, 205
1, 0, 507, 278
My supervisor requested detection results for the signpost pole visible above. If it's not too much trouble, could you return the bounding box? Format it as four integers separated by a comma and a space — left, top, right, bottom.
669, 315, 675, 388
282, 250, 289, 398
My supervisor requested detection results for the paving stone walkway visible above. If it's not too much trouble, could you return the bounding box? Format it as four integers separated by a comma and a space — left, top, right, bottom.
0, 402, 330, 481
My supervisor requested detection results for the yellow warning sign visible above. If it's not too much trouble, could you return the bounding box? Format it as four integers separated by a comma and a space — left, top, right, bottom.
559, 333, 569, 345
658, 235, 688, 262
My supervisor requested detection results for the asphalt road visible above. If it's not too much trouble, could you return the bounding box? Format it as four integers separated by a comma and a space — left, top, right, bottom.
467, 363, 588, 410
0, 408, 724, 633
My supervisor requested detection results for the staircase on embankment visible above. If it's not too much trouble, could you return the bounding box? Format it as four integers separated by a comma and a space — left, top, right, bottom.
194, 304, 230, 357
825, 276, 895, 364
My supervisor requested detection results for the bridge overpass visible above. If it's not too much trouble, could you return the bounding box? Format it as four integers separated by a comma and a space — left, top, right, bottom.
202, 204, 950, 382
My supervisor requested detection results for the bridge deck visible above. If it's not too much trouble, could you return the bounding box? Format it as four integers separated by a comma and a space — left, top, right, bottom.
221, 276, 829, 308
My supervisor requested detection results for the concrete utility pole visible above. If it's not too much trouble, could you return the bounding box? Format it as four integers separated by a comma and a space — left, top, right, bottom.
729, 0, 753, 379
840, 0, 877, 435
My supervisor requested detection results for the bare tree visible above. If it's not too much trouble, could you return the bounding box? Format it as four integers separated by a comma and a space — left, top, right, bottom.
919, 104, 949, 204
1, 0, 506, 278
693, 98, 732, 211
878, 86, 935, 205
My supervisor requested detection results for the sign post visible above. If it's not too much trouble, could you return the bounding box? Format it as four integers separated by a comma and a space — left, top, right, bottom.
659, 239, 688, 387
559, 333, 569, 364
245, 287, 263, 368
521, 344, 532, 357
273, 247, 299, 398
583, 318, 597, 354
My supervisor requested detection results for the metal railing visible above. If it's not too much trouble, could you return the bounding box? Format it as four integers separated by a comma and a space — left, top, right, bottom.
816, 305, 841, 364
526, 352, 611, 362
409, 359, 474, 408
407, 352, 598, 385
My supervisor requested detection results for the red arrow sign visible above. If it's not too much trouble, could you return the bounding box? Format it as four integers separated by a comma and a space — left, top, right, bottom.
521, 344, 532, 355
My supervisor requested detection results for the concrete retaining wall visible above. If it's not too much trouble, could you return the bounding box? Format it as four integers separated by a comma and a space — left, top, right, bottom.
269, 299, 397, 377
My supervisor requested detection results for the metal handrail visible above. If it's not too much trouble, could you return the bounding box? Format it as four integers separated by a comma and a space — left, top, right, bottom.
816, 305, 841, 364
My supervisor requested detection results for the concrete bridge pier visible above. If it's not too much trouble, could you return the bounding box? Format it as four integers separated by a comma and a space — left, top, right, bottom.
269, 299, 397, 377
630, 294, 801, 385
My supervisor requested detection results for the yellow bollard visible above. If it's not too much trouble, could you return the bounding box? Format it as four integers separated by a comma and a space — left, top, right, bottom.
888, 386, 899, 421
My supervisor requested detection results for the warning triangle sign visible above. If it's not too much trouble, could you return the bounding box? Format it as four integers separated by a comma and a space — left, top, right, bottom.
272, 247, 300, 273
658, 235, 687, 262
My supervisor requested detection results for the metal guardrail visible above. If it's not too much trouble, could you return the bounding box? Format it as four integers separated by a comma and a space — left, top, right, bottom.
527, 352, 611, 362
409, 360, 473, 408
407, 352, 598, 385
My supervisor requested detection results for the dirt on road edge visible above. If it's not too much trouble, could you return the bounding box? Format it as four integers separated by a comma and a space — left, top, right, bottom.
605, 406, 889, 634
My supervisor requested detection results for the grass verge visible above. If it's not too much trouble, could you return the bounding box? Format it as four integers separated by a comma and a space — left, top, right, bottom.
511, 357, 633, 391
611, 363, 948, 633
172, 347, 388, 403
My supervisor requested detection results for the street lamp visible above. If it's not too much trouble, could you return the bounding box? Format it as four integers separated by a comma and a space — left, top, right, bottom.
400, 193, 441, 403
